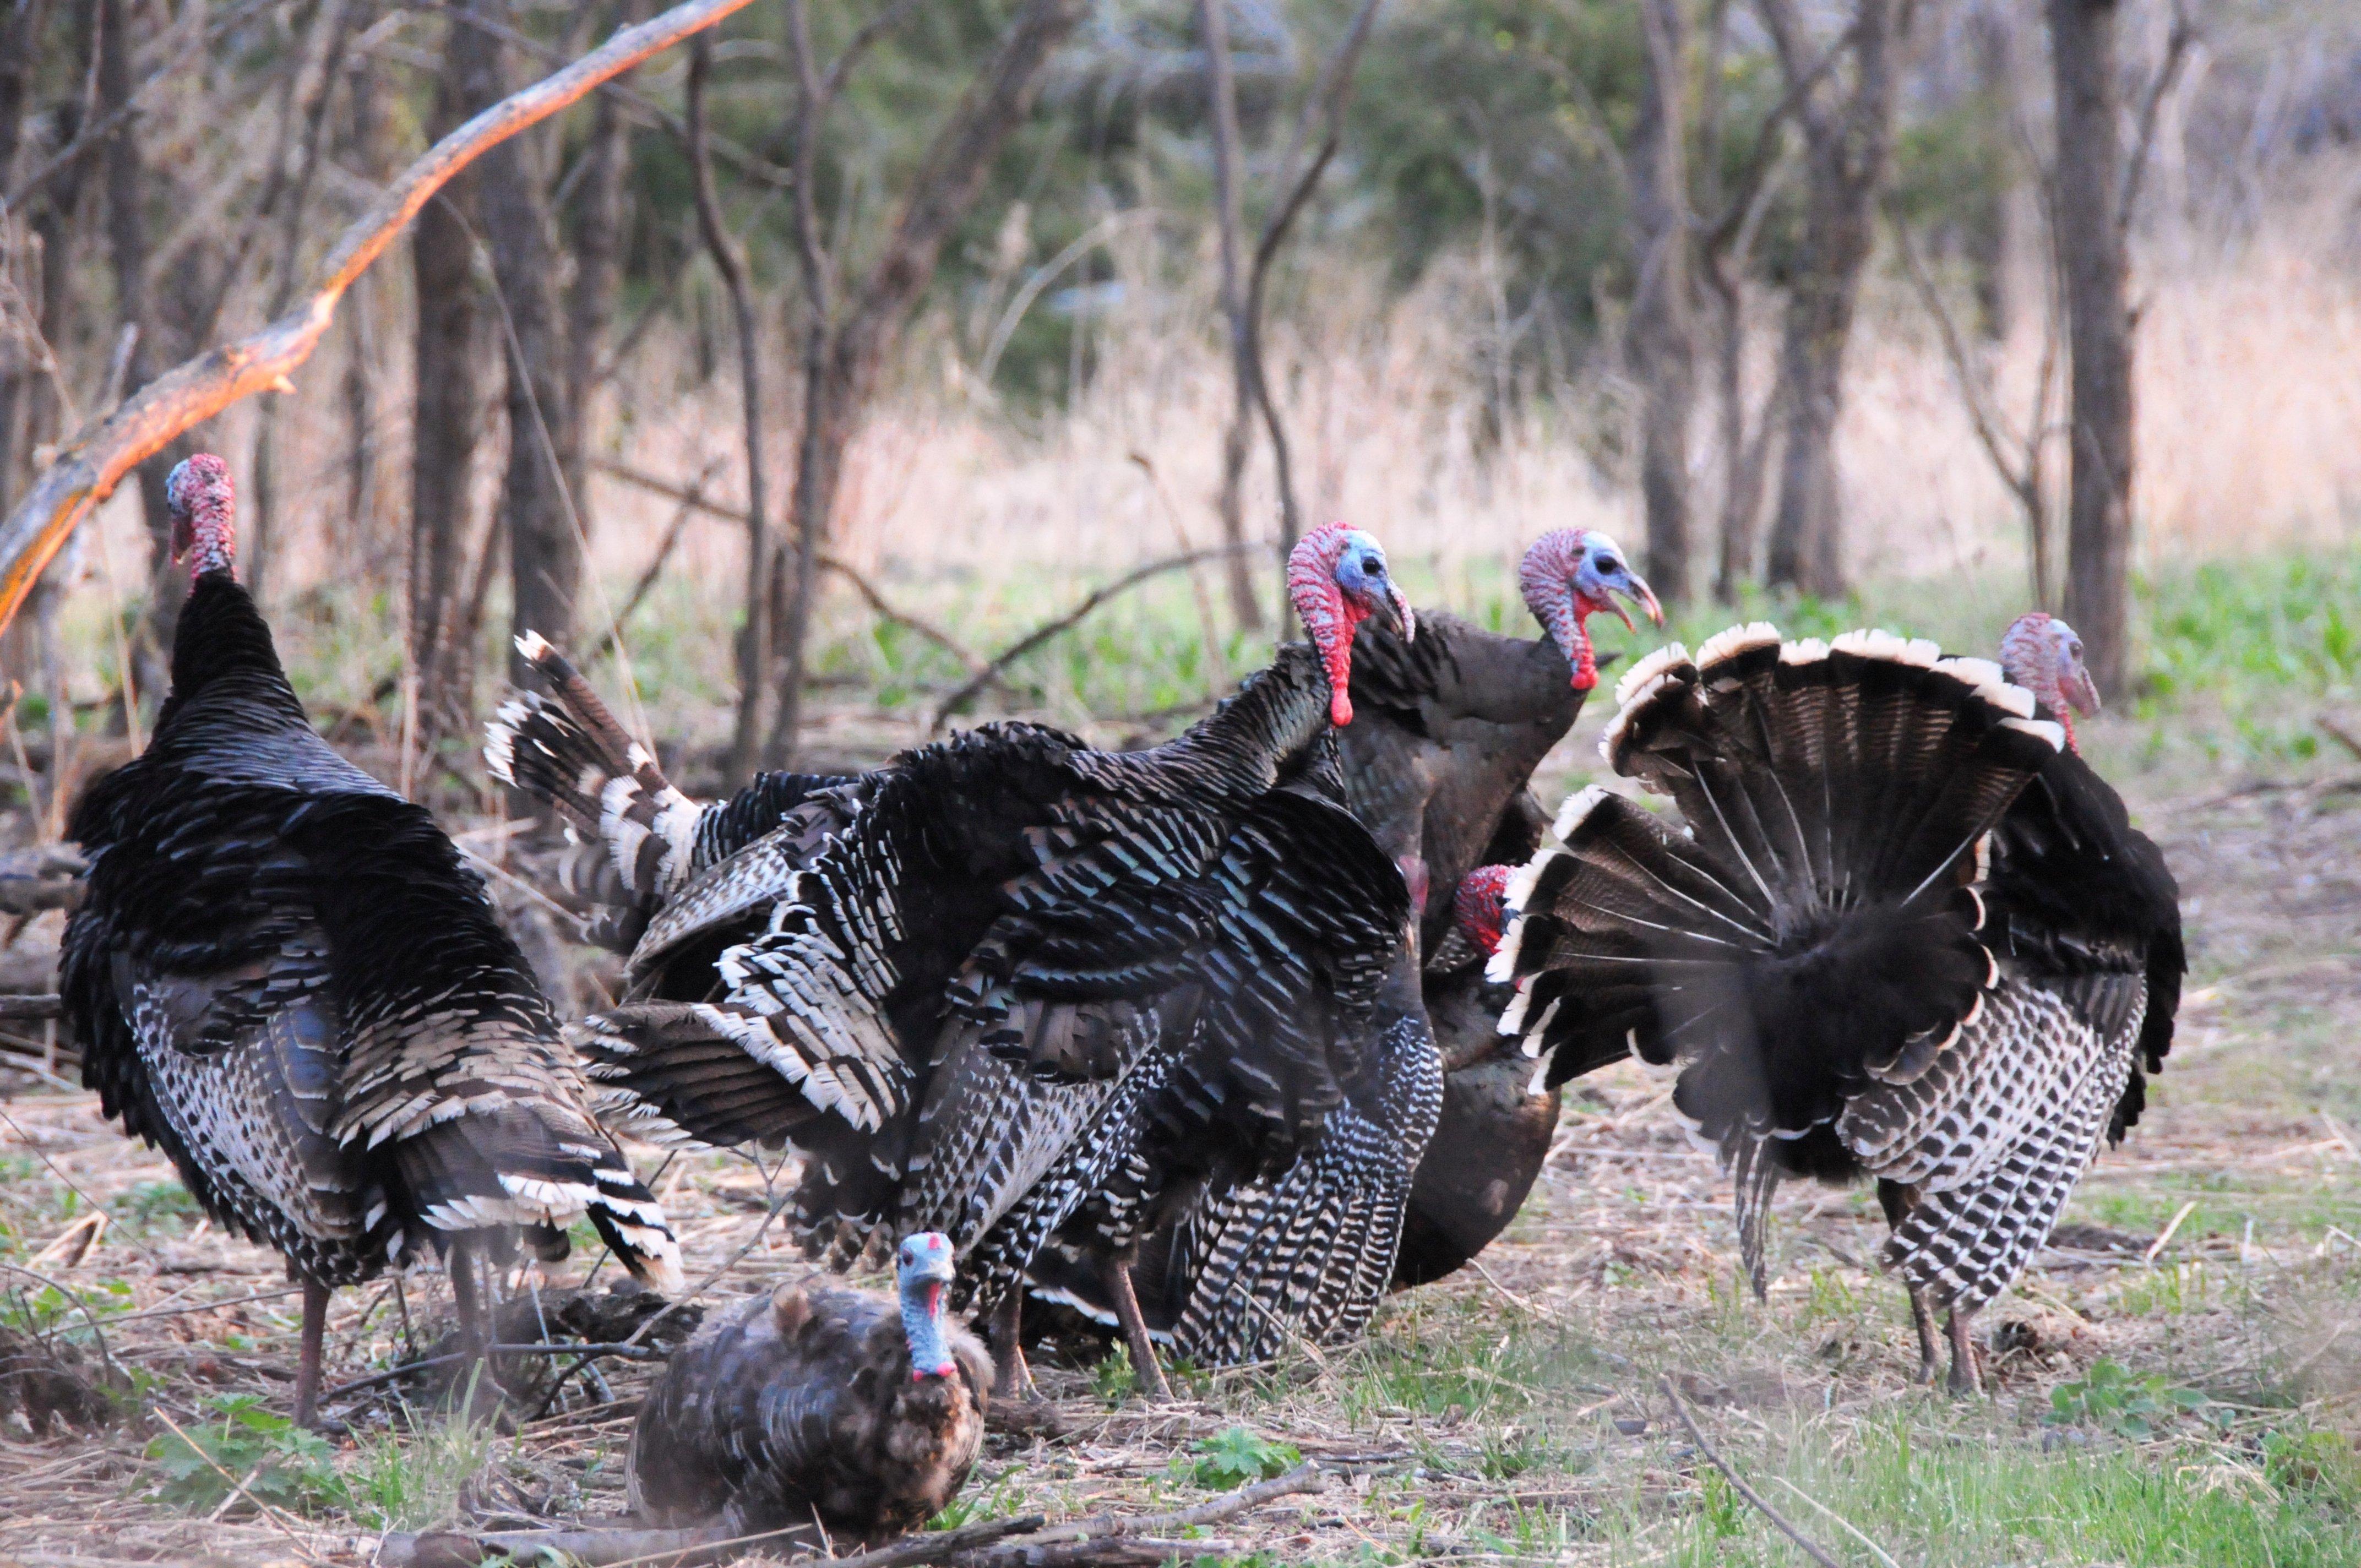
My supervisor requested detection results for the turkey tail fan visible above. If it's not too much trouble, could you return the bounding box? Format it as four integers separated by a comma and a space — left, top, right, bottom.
1497, 625, 2067, 1161
486, 632, 703, 911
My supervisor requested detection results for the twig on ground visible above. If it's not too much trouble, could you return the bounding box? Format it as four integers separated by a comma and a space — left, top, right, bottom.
2317, 715, 2361, 763
384, 1511, 1049, 1568
1658, 1375, 1843, 1568
976, 1463, 1326, 1557
2143, 1200, 2199, 1264
1770, 1476, 1902, 1568
0, 994, 62, 1020
319, 1340, 669, 1403
932, 545, 1259, 728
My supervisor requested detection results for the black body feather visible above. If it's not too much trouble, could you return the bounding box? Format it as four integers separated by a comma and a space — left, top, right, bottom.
63, 574, 679, 1295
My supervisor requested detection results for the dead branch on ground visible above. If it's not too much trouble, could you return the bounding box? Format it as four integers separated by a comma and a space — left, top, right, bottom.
1659, 1375, 1845, 1568
0, 0, 761, 640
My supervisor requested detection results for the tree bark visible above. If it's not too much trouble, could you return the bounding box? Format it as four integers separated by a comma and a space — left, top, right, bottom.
1759, 0, 1906, 599
2050, 0, 2132, 696
473, 2, 583, 687
1629, 0, 1696, 606
766, 0, 1087, 766
562, 1, 640, 531
1198, 0, 1264, 632
686, 31, 774, 782
409, 10, 498, 738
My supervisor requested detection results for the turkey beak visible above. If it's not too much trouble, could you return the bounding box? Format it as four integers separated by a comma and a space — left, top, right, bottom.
1607, 573, 1663, 635
1365, 582, 1414, 641
168, 513, 195, 563
2063, 666, 2102, 718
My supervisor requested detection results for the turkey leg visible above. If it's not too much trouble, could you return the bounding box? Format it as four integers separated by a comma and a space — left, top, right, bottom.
1945, 1308, 1981, 1397
989, 1289, 1036, 1403
1098, 1259, 1173, 1402
449, 1235, 495, 1413
292, 1278, 332, 1428
1906, 1287, 1941, 1385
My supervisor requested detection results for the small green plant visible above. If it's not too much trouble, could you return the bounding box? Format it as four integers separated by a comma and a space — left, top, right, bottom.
1191, 1427, 1301, 1489
1091, 1344, 1138, 1404
123, 1182, 198, 1227
2044, 1359, 2217, 1439
145, 1395, 346, 1514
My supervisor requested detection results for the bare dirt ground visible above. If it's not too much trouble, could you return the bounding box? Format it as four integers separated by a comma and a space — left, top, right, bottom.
0, 769, 2354, 1567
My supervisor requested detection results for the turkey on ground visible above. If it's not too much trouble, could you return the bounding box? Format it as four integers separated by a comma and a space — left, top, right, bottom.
1020, 530, 1661, 1353
1493, 617, 2182, 1393
484, 642, 862, 959
557, 523, 1418, 1400
628, 1232, 989, 1544
60, 456, 682, 1426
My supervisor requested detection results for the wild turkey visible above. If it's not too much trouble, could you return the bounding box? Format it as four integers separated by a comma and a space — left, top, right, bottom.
1021, 530, 1661, 1349
543, 523, 1417, 1398
59, 455, 682, 1425
484, 641, 862, 959
628, 1232, 990, 1543
1494, 617, 2182, 1392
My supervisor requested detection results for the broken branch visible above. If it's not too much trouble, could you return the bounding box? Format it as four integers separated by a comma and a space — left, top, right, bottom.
1659, 1375, 1843, 1568
0, 0, 760, 639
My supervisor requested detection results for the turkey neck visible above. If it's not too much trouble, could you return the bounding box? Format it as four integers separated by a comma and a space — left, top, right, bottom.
156, 571, 309, 731
900, 1275, 955, 1379
1156, 643, 1337, 795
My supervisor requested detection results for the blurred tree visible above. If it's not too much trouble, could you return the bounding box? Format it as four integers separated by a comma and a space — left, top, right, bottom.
2051, 0, 2131, 696
1759, 0, 1910, 600
409, 8, 499, 742
1628, 0, 1695, 603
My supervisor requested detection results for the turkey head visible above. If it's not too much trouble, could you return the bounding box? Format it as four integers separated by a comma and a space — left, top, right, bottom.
1290, 522, 1415, 727
1519, 529, 1662, 692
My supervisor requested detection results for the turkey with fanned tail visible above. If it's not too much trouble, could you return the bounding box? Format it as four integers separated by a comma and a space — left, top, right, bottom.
537, 524, 1419, 1400
1493, 617, 2181, 1392
1019, 530, 1662, 1359
59, 456, 681, 1427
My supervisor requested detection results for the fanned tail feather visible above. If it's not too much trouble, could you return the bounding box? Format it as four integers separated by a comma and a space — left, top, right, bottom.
484, 633, 704, 910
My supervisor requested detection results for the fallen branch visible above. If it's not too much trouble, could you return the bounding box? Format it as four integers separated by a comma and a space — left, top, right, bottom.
0, 0, 761, 639
590, 458, 991, 678
383, 1511, 1048, 1568
966, 1463, 1326, 1560
319, 1338, 671, 1403
1658, 1375, 1842, 1568
931, 545, 1259, 730
0, 994, 62, 1021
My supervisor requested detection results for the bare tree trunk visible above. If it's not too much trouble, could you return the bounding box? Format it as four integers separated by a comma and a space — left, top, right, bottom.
1629, 0, 1696, 606
341, 4, 387, 560
2050, 0, 2131, 696
766, 0, 1087, 766
409, 11, 498, 737
686, 32, 773, 782
473, 3, 582, 688
561, 0, 639, 529
1198, 0, 1264, 632
1759, 0, 1906, 599
0, 0, 59, 497
249, 0, 358, 604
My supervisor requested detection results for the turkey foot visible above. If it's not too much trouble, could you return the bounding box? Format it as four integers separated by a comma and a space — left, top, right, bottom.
1945, 1309, 1982, 1397
1100, 1260, 1172, 1402
989, 1290, 1038, 1403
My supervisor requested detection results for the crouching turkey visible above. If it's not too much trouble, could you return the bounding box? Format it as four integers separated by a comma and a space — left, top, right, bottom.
630, 1232, 989, 1544
1494, 618, 2182, 1392
61, 455, 682, 1425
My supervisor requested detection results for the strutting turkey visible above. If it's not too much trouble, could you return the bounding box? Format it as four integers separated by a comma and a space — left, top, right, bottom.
59, 456, 682, 1425
628, 1232, 990, 1543
505, 524, 1418, 1400
1492, 617, 2182, 1392
1022, 531, 1662, 1353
